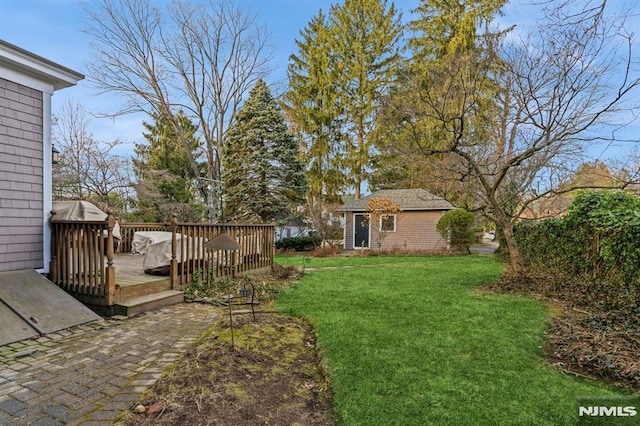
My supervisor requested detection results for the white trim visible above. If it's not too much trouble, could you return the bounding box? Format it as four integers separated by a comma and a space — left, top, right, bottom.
352, 213, 370, 249
342, 212, 347, 249
378, 213, 398, 232
0, 40, 84, 91
41, 93, 53, 274
0, 64, 56, 94
379, 214, 397, 232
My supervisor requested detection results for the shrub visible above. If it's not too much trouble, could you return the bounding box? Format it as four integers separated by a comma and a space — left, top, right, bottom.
185, 267, 302, 303
309, 246, 342, 257
436, 209, 477, 246
275, 235, 321, 251
514, 190, 640, 310
183, 269, 226, 300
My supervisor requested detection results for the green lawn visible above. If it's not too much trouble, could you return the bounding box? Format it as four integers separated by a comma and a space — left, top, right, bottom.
276, 253, 434, 269
276, 255, 629, 425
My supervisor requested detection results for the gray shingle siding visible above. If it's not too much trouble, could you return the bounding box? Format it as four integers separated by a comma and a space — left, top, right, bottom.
0, 77, 44, 271
344, 210, 450, 252
339, 189, 454, 252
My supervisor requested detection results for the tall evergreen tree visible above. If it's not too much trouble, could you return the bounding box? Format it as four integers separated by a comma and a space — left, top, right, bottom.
285, 10, 345, 205
410, 0, 506, 60
223, 79, 307, 223
132, 111, 203, 221
328, 0, 402, 199
284, 10, 347, 239
374, 0, 506, 205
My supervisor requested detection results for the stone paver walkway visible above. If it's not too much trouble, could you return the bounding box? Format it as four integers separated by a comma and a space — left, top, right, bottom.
0, 302, 218, 425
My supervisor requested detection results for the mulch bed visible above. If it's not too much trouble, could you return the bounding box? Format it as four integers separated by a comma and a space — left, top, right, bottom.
118, 265, 335, 425
491, 275, 640, 390
545, 309, 640, 389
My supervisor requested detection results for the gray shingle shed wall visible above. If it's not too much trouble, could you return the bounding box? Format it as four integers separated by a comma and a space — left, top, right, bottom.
338, 189, 455, 251
0, 77, 44, 271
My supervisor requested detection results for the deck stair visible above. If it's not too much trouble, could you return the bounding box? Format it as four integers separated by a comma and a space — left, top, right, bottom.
116, 277, 172, 301
113, 289, 184, 317
113, 261, 184, 317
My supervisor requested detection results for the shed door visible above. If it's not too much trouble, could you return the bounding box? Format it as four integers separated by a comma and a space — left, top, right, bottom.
353, 214, 369, 249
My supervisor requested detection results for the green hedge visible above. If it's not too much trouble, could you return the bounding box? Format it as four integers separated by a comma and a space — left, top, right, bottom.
515, 190, 640, 310
275, 235, 321, 251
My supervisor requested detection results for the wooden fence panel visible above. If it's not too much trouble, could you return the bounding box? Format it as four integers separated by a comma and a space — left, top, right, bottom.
170, 222, 275, 288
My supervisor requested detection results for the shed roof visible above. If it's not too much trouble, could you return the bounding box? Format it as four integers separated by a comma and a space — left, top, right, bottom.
337, 188, 454, 212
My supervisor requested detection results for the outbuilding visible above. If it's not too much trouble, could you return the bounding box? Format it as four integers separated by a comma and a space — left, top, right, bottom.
337, 188, 454, 252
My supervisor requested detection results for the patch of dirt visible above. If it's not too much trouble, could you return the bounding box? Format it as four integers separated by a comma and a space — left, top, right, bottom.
120, 308, 333, 425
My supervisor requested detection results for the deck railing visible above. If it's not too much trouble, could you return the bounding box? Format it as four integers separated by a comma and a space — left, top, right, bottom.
49, 211, 116, 306
117, 222, 170, 254
168, 218, 275, 288
50, 213, 274, 306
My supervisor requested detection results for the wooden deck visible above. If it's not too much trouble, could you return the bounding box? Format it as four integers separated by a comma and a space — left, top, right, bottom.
50, 218, 275, 311
113, 253, 167, 287
112, 254, 173, 305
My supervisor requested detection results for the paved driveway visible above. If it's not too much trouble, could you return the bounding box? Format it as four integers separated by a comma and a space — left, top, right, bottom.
0, 303, 217, 425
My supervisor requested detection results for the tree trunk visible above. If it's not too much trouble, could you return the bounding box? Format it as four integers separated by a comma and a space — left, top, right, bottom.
307, 196, 329, 243
496, 217, 524, 274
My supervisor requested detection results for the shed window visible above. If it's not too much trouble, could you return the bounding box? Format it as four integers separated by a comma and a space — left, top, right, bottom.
379, 214, 396, 232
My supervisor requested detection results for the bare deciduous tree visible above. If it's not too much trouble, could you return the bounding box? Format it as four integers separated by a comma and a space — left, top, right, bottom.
84, 0, 272, 221
386, 0, 640, 272
53, 100, 134, 216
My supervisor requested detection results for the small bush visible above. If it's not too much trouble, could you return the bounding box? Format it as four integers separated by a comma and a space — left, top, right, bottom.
185, 267, 302, 303
183, 269, 226, 300
436, 209, 477, 246
275, 235, 321, 251
272, 263, 303, 280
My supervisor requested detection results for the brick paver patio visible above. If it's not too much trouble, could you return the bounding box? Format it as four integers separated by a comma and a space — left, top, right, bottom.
0, 303, 217, 425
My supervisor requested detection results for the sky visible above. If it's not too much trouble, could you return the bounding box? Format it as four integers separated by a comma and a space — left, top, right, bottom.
1, 0, 375, 147
1, 0, 639, 166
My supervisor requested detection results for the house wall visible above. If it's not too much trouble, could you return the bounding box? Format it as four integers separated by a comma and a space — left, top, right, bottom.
0, 77, 44, 271
344, 210, 449, 252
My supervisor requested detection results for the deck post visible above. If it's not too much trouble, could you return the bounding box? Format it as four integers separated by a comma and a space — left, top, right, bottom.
169, 214, 178, 289
105, 212, 116, 305
49, 210, 58, 283
271, 220, 276, 271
